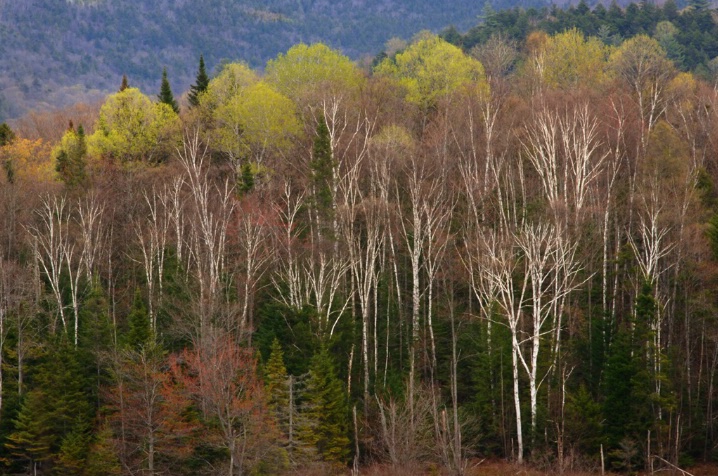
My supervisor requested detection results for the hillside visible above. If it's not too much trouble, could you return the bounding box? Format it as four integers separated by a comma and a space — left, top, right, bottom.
0, 0, 552, 121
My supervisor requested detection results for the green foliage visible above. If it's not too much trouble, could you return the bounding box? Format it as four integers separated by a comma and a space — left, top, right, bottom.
538, 28, 610, 89
603, 282, 657, 462
255, 301, 319, 377
158, 67, 179, 114
298, 345, 350, 464
83, 422, 122, 476
375, 33, 487, 109
264, 338, 290, 417
54, 124, 88, 188
565, 385, 603, 456
5, 342, 94, 472
88, 87, 180, 163
310, 115, 335, 233
209, 77, 301, 164
237, 161, 255, 195
0, 122, 15, 146
125, 288, 151, 349
188, 55, 210, 108
265, 43, 365, 103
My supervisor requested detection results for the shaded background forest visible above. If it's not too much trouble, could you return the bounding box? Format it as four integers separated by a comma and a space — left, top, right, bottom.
4, 1, 718, 475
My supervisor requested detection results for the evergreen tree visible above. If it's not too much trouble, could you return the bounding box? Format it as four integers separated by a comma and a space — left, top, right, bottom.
265, 338, 290, 417
55, 123, 88, 189
126, 288, 151, 349
262, 339, 292, 472
238, 161, 255, 196
158, 67, 179, 114
298, 345, 350, 464
119, 74, 129, 92
83, 422, 122, 476
603, 282, 656, 469
0, 122, 15, 146
310, 115, 335, 235
188, 55, 210, 108
6, 342, 93, 472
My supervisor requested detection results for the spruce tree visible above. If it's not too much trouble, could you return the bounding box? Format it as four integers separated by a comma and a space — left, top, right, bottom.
6, 343, 93, 472
82, 422, 122, 476
188, 55, 210, 108
126, 288, 151, 349
262, 339, 292, 471
265, 338, 290, 417
298, 345, 350, 464
158, 67, 179, 114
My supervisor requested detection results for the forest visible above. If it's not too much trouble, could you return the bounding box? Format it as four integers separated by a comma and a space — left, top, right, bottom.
4, 2, 718, 475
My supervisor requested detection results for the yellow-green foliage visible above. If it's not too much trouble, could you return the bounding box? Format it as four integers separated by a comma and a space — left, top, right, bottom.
201, 62, 260, 111
88, 87, 180, 163
374, 34, 487, 109
539, 29, 610, 90
210, 80, 301, 163
265, 43, 365, 101
609, 34, 674, 90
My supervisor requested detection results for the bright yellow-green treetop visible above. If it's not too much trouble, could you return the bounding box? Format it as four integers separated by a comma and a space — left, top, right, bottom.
211, 80, 301, 164
265, 43, 365, 102
538, 28, 610, 90
200, 62, 260, 111
374, 34, 487, 109
88, 87, 179, 163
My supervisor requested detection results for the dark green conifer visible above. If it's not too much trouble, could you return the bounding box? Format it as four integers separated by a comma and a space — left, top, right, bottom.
265, 338, 290, 419
238, 161, 255, 196
158, 67, 179, 114
310, 115, 335, 235
119, 75, 129, 92
0, 122, 15, 146
6, 343, 93, 472
298, 345, 350, 464
83, 422, 122, 476
188, 55, 210, 108
126, 288, 151, 349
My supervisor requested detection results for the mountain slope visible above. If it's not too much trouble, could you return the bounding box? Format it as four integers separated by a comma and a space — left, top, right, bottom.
0, 0, 539, 120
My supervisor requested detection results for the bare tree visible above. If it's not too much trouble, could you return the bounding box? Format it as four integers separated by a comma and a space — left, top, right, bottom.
177, 129, 236, 339
26, 195, 70, 335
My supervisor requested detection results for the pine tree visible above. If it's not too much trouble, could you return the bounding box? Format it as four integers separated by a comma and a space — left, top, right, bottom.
119, 74, 129, 92
188, 55, 210, 108
298, 345, 350, 464
126, 288, 151, 349
158, 67, 179, 114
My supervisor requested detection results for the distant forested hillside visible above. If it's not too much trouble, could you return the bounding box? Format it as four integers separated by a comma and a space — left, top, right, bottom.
0, 0, 526, 121
437, 0, 718, 73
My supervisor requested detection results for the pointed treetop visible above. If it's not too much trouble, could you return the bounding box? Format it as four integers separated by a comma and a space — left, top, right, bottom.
158, 67, 180, 114
120, 75, 129, 92
0, 122, 15, 146
188, 54, 210, 108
